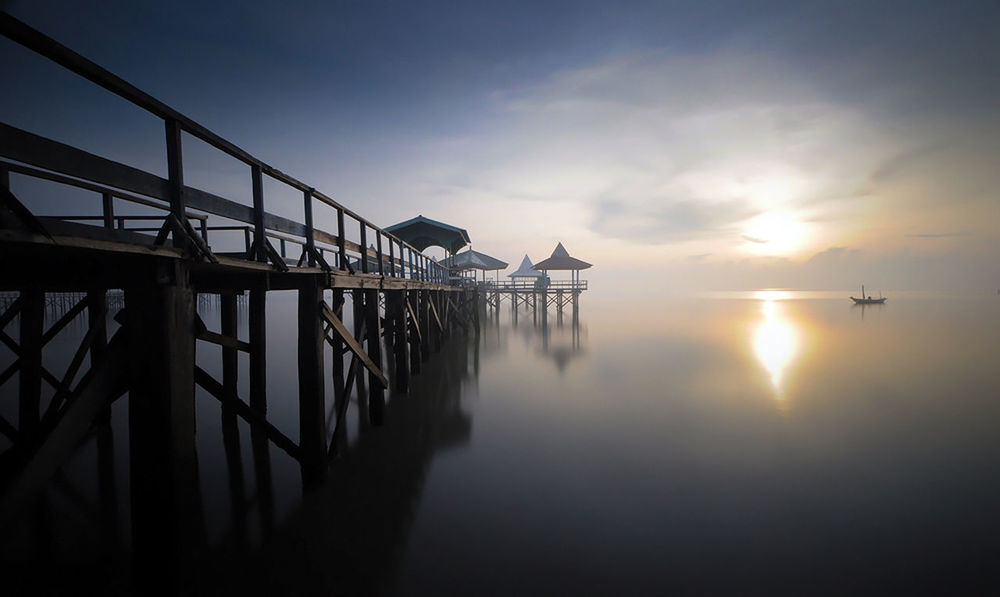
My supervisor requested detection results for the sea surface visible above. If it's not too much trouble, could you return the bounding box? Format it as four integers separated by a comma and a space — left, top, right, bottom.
2, 290, 1000, 594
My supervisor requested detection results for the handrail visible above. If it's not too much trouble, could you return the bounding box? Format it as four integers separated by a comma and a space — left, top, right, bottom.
0, 12, 449, 283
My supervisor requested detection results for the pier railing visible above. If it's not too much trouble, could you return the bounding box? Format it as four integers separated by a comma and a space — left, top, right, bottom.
0, 12, 448, 284
490, 280, 588, 291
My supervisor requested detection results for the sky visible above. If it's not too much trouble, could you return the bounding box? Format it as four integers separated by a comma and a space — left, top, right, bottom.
2, 0, 999, 292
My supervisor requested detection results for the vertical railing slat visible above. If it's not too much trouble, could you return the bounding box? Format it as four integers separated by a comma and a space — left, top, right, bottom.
251, 164, 265, 262
303, 189, 315, 267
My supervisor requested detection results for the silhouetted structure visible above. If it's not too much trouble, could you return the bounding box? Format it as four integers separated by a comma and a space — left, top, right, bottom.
0, 13, 484, 594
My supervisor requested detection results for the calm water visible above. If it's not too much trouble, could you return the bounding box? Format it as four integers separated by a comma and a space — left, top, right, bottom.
3, 291, 1000, 594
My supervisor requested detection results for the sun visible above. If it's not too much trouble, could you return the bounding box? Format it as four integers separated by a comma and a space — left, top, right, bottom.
742, 211, 808, 255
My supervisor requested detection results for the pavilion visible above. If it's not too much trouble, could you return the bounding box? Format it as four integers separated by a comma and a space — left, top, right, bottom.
508, 255, 544, 280
384, 215, 471, 256
532, 242, 592, 287
440, 248, 508, 285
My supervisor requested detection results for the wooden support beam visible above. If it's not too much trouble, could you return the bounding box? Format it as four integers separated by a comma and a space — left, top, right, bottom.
328, 290, 345, 380
0, 414, 15, 442
0, 359, 19, 389
88, 289, 118, 546
320, 301, 388, 389
251, 164, 266, 262
220, 292, 238, 399
419, 290, 431, 362
195, 318, 252, 353
0, 329, 128, 523
327, 354, 357, 460
164, 119, 189, 254
0, 296, 22, 330
125, 265, 204, 589
298, 277, 327, 485
41, 295, 88, 346
249, 286, 267, 415
194, 367, 300, 461
386, 291, 409, 393
350, 290, 368, 418
428, 293, 444, 332
408, 290, 422, 375
364, 288, 384, 425
18, 289, 43, 446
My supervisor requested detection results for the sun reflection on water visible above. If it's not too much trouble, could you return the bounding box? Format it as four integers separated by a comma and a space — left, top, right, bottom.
753, 293, 800, 404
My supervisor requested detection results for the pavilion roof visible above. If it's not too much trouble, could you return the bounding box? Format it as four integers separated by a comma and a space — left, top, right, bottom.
440, 248, 508, 271
384, 215, 471, 255
532, 242, 592, 271
508, 254, 544, 278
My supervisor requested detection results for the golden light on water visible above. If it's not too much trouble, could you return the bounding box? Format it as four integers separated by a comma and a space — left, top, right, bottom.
753, 293, 800, 402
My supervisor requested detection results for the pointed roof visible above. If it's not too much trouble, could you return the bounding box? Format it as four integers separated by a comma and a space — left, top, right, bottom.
509, 254, 544, 278
349, 243, 383, 272
533, 242, 592, 271
440, 248, 508, 271
384, 215, 471, 255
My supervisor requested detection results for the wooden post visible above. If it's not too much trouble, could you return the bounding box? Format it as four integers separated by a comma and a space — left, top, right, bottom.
303, 189, 316, 267
219, 291, 247, 543
101, 192, 114, 230
125, 261, 203, 591
541, 289, 548, 329
297, 276, 326, 486
337, 208, 347, 271
18, 288, 43, 447
388, 237, 396, 277
557, 289, 564, 326
88, 289, 119, 543
359, 223, 368, 274
251, 164, 266, 262
433, 291, 443, 353
249, 284, 267, 414
572, 290, 579, 327
328, 289, 348, 454
329, 289, 345, 381
365, 288, 384, 425
221, 292, 238, 398
386, 290, 409, 393
351, 289, 368, 426
420, 289, 431, 362
408, 289, 422, 375
164, 119, 189, 253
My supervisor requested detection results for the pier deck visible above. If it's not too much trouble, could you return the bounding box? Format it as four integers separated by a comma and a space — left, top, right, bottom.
0, 12, 492, 591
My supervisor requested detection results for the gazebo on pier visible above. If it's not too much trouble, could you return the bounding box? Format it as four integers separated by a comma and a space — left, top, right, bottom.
530, 242, 590, 326
532, 242, 591, 289
385, 215, 471, 257
507, 255, 545, 288
439, 248, 508, 287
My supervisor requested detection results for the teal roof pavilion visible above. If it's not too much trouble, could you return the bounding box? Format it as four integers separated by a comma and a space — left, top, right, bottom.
385, 215, 471, 255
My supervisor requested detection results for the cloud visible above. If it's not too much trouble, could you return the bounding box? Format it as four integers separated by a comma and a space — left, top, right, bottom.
906, 232, 968, 239
742, 235, 768, 244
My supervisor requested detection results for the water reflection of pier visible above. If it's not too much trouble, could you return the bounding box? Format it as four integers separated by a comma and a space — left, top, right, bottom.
0, 14, 475, 594
0, 294, 481, 594
202, 329, 478, 595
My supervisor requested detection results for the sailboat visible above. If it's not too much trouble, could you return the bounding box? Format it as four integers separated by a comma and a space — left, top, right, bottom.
850, 285, 887, 305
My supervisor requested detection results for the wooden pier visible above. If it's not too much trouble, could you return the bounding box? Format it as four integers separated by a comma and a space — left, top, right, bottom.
0, 12, 495, 591
0, 12, 590, 593
478, 280, 586, 327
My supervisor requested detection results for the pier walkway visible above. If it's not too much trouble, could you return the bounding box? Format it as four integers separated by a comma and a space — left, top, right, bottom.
0, 12, 486, 590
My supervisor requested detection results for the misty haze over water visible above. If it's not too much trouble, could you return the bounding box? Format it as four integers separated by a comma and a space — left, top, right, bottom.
3, 290, 999, 594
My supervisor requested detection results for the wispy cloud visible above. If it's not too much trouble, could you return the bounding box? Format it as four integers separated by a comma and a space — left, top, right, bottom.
906, 232, 968, 239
